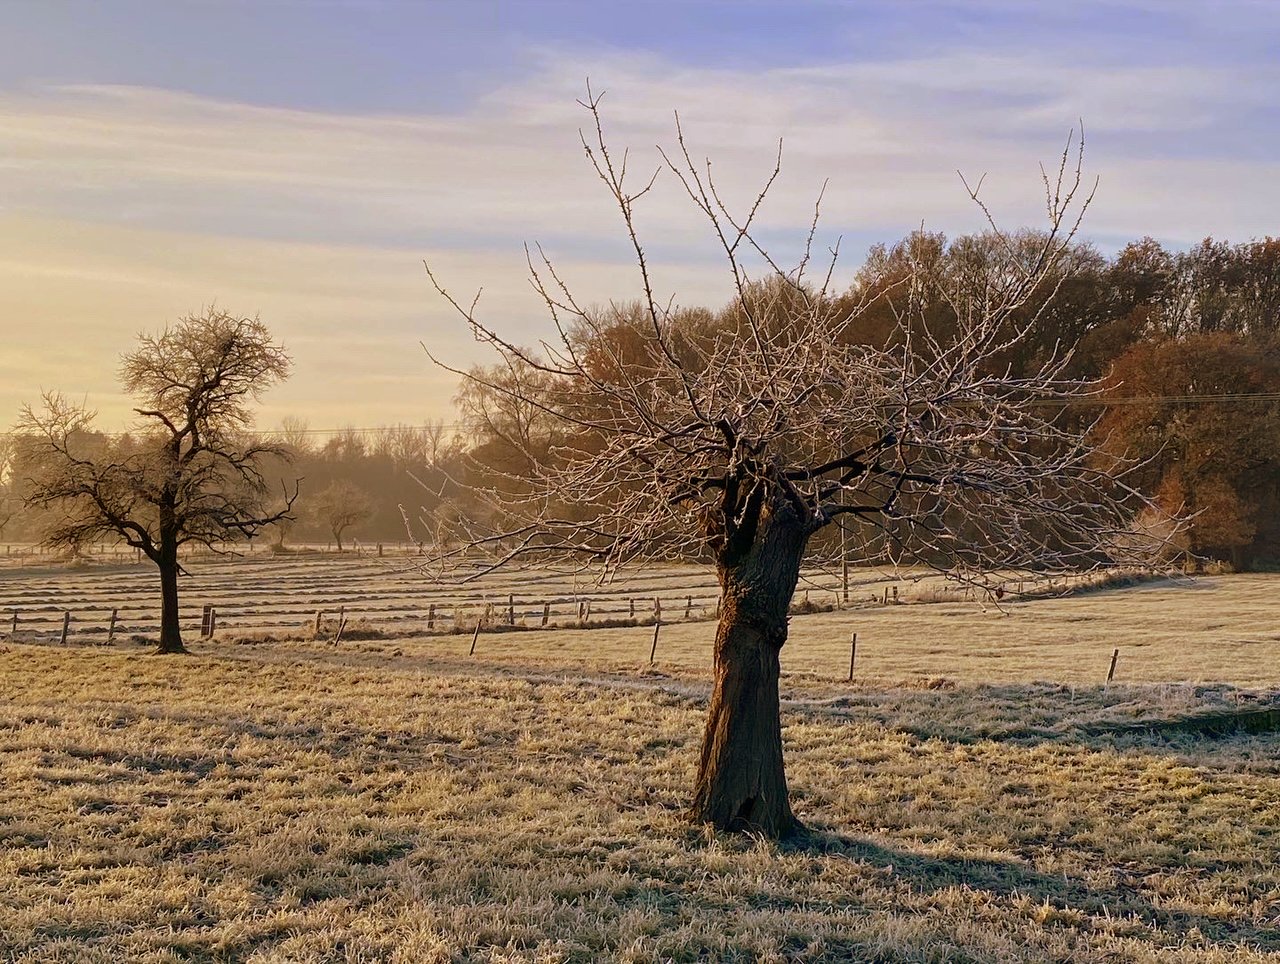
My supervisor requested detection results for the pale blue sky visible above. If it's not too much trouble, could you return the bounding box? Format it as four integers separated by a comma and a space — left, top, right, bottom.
2, 0, 1277, 428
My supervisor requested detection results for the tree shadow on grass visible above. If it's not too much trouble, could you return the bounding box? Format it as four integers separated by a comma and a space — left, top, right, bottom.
801, 680, 1280, 764
786, 828, 1280, 952
244, 645, 1280, 764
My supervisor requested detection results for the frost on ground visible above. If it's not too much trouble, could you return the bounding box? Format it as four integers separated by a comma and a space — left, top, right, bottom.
1, 634, 1278, 963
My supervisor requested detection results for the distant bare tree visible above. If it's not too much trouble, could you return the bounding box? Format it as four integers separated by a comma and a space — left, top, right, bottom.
420, 418, 457, 466
277, 415, 314, 454
374, 421, 458, 468
423, 91, 1162, 838
16, 309, 296, 653
311, 480, 373, 552
0, 435, 15, 540
267, 514, 297, 553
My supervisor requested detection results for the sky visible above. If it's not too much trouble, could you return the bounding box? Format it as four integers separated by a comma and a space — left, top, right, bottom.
2, 0, 1278, 433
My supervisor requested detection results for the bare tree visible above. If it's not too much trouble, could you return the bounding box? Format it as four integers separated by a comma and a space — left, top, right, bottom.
277, 415, 315, 454
16, 309, 296, 653
373, 420, 459, 468
267, 514, 297, 553
311, 480, 373, 552
0, 434, 16, 541
424, 92, 1160, 838
419, 418, 458, 467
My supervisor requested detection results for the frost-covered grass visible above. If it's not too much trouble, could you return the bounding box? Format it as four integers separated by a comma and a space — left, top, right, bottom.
2, 635, 1279, 962
243, 572, 1278, 688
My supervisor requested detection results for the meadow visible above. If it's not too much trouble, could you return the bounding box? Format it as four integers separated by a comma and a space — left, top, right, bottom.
1, 558, 1279, 961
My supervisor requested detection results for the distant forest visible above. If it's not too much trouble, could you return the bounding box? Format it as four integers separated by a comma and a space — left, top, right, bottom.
4, 232, 1278, 569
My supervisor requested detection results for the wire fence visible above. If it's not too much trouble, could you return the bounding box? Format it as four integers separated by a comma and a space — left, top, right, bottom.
0, 545, 1136, 646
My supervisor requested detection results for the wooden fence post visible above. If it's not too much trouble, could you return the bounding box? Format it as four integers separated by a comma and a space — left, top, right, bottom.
107, 608, 118, 642
314, 610, 323, 637
208, 608, 216, 637
685, 595, 692, 619
60, 611, 70, 645
469, 622, 481, 656
10, 610, 17, 636
427, 603, 435, 629
507, 594, 515, 625
649, 621, 661, 664
333, 613, 348, 645
629, 598, 635, 618
848, 632, 858, 682
541, 601, 550, 626
653, 597, 661, 621
201, 605, 212, 638
1107, 647, 1119, 684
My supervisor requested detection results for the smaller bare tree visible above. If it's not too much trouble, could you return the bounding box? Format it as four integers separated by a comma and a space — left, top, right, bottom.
312, 480, 373, 552
16, 309, 296, 653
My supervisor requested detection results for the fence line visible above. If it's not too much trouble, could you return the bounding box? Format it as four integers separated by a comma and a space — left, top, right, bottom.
1, 591, 727, 642
0, 568, 1137, 644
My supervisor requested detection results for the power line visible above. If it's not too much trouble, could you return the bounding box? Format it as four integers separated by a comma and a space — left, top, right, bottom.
3, 393, 1279, 442
268, 423, 467, 436
0, 422, 466, 442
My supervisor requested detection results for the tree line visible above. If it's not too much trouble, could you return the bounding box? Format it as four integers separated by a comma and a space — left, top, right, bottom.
452, 231, 1280, 572
2, 235, 1276, 570
0, 417, 463, 552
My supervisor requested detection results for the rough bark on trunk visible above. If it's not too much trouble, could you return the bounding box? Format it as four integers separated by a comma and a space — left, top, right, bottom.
690, 494, 807, 838
691, 598, 795, 836
155, 539, 185, 654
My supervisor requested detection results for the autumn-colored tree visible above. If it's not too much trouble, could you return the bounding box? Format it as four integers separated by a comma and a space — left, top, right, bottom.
1098, 331, 1280, 567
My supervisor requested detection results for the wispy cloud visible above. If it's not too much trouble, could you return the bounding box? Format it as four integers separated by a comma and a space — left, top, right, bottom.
7, 46, 1276, 245
2, 37, 1277, 427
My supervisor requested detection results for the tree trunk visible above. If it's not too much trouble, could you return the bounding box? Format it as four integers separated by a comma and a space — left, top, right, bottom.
691, 597, 796, 836
691, 496, 807, 838
155, 539, 185, 654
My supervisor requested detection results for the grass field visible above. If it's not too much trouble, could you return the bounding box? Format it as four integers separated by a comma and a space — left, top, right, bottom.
2, 565, 1279, 961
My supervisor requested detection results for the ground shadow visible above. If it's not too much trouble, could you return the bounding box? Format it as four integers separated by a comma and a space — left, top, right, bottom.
787, 680, 1280, 760
786, 828, 1280, 951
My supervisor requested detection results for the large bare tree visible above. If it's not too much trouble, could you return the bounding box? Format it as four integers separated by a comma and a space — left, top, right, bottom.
17, 309, 296, 654
424, 92, 1158, 838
